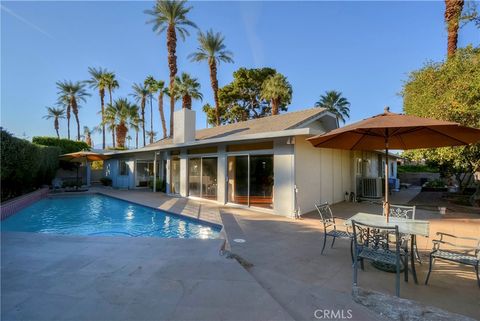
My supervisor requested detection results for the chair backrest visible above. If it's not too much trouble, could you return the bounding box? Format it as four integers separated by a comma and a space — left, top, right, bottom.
351, 220, 400, 253
314, 202, 334, 224
386, 204, 416, 220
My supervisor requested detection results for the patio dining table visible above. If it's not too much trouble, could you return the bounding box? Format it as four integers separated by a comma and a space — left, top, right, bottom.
344, 212, 430, 284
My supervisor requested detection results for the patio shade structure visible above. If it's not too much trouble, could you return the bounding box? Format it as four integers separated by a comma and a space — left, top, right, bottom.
59, 151, 110, 186
307, 107, 480, 221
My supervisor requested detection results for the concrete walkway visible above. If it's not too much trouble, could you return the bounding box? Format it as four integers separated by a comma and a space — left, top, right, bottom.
1, 232, 292, 321
94, 187, 223, 225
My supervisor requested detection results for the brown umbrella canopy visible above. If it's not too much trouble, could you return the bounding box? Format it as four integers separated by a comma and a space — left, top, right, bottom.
59, 151, 110, 162
307, 109, 480, 150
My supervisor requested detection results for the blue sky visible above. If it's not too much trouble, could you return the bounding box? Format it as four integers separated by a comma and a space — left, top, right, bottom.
1, 1, 479, 148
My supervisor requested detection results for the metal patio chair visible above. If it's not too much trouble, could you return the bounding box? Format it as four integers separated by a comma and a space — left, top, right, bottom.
384, 204, 422, 263
425, 232, 480, 287
352, 220, 408, 297
315, 202, 353, 259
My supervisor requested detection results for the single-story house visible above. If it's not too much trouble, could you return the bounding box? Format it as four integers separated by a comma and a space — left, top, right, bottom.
103, 108, 399, 218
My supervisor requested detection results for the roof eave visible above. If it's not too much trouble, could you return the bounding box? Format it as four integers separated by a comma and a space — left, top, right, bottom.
102, 128, 313, 155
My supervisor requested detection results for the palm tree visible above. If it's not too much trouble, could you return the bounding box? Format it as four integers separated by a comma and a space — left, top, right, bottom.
104, 98, 137, 149
156, 79, 168, 139
56, 80, 90, 140
83, 126, 93, 147
129, 104, 142, 149
146, 130, 157, 144
144, 76, 157, 140
131, 83, 150, 147
145, 0, 197, 137
261, 73, 292, 116
315, 90, 351, 124
86, 67, 109, 149
189, 29, 233, 126
104, 72, 119, 106
43, 107, 65, 139
175, 72, 202, 110
445, 0, 465, 58
56, 95, 71, 139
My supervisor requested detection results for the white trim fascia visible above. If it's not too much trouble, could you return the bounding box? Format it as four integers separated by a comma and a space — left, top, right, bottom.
103, 128, 313, 155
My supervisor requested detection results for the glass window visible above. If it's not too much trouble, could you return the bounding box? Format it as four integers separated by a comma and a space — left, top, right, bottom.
227, 154, 274, 209
228, 156, 249, 205
171, 157, 180, 194
249, 155, 274, 209
119, 161, 128, 176
188, 157, 218, 200
201, 157, 218, 200
135, 161, 154, 187
188, 158, 201, 197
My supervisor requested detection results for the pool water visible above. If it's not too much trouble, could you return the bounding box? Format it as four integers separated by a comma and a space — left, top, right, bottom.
1, 194, 221, 239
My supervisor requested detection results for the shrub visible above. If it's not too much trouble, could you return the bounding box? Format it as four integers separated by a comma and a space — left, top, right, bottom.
32, 136, 90, 154
1, 129, 61, 201
148, 178, 166, 192
424, 179, 446, 188
99, 177, 112, 186
397, 164, 439, 173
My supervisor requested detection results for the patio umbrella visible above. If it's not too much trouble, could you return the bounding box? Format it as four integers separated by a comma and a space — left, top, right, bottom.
59, 151, 110, 186
307, 107, 480, 221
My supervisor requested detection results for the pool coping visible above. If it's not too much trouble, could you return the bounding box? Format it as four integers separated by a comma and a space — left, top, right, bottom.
0, 187, 49, 221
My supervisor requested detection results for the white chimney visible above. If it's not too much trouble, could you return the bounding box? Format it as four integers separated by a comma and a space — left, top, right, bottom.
173, 109, 196, 144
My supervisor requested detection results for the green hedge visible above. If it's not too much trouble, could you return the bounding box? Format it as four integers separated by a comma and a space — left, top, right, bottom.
32, 136, 90, 154
398, 164, 439, 173
1, 129, 61, 201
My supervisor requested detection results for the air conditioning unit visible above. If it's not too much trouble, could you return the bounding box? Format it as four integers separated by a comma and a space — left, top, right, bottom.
359, 177, 383, 200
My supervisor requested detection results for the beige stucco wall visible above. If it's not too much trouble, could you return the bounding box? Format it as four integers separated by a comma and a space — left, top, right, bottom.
273, 139, 295, 217
294, 136, 353, 215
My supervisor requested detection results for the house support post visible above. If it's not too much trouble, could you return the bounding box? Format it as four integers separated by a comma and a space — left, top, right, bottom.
153, 152, 157, 192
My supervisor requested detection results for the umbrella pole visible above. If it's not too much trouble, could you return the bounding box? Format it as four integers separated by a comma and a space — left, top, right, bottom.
384, 134, 390, 222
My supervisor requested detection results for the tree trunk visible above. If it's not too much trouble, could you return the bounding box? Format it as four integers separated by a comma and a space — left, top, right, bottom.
445, 0, 464, 58
100, 89, 106, 149
271, 98, 280, 115
112, 126, 116, 148
135, 130, 139, 149
150, 97, 154, 140
66, 104, 71, 140
158, 92, 167, 139
182, 95, 192, 110
208, 58, 220, 126
167, 24, 177, 137
86, 135, 92, 147
115, 122, 127, 148
109, 89, 115, 148
141, 98, 146, 147
54, 118, 60, 139
71, 97, 81, 141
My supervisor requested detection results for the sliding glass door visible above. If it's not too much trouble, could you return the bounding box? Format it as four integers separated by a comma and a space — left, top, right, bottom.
170, 157, 180, 194
227, 155, 274, 209
188, 158, 201, 197
227, 156, 249, 205
202, 157, 218, 200
136, 161, 154, 187
188, 157, 218, 200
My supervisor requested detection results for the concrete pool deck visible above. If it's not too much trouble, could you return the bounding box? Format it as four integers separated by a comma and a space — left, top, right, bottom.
1, 232, 292, 320
2, 188, 479, 320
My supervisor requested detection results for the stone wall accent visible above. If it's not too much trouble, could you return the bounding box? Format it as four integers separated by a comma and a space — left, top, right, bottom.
0, 187, 49, 220
352, 286, 475, 321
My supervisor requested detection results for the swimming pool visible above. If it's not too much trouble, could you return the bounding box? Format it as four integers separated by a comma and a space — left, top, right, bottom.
1, 194, 221, 239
